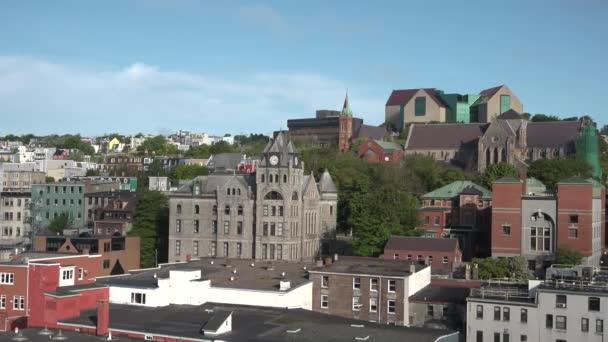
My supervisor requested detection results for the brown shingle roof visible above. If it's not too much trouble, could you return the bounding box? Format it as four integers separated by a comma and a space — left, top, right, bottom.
386, 88, 446, 108
355, 124, 386, 140
406, 123, 487, 149
384, 236, 459, 253
496, 109, 523, 120
479, 85, 504, 99
526, 121, 580, 147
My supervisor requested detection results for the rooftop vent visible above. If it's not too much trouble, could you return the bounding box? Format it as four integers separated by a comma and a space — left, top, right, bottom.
281, 272, 286, 277
38, 327, 53, 336
232, 269, 237, 274
51, 330, 68, 340
229, 276, 235, 282
280, 280, 291, 291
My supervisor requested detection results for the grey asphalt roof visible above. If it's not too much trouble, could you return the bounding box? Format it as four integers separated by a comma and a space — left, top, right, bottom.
409, 285, 471, 304
58, 302, 456, 342
0, 329, 141, 341
384, 236, 459, 253
318, 169, 337, 193
309, 256, 426, 277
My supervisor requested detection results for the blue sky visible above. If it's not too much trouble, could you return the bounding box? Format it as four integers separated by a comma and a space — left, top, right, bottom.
0, 0, 606, 136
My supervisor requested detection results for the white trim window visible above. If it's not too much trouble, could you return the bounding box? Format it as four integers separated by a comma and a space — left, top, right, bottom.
78, 268, 84, 280
387, 300, 396, 314
370, 278, 378, 292
388, 280, 396, 293
130, 292, 147, 305
321, 295, 328, 308
353, 277, 361, 289
321, 275, 329, 288
352, 296, 360, 311
0, 295, 5, 309
12, 296, 24, 310
369, 297, 377, 313
0, 273, 14, 285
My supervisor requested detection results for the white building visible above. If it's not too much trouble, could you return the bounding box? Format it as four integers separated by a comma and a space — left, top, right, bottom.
97, 257, 315, 310
467, 276, 608, 342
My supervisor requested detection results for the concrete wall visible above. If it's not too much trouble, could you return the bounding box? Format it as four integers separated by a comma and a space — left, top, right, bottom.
466, 300, 539, 342
403, 90, 446, 124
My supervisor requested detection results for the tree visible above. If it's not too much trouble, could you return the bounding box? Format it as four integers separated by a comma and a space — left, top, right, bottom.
185, 144, 211, 159
137, 135, 175, 156
472, 256, 530, 280
349, 137, 366, 153
129, 191, 169, 268
85, 169, 101, 176
478, 162, 519, 189
169, 164, 208, 181
527, 158, 592, 190
556, 246, 583, 266
48, 213, 73, 234
531, 114, 561, 122
45, 176, 55, 183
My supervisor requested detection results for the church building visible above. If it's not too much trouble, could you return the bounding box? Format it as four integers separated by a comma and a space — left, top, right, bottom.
167, 132, 338, 262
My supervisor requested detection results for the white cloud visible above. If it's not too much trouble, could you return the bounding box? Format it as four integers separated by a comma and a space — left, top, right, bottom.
0, 55, 385, 135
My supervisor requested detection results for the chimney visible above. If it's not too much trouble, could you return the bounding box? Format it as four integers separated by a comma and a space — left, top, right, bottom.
81, 248, 90, 255
96, 299, 110, 336
520, 169, 527, 196
409, 264, 416, 274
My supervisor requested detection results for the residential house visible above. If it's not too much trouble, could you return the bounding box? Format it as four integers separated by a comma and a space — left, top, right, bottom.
356, 139, 404, 163
381, 236, 462, 273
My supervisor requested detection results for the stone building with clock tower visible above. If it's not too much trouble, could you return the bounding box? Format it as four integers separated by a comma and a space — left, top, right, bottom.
167, 132, 338, 263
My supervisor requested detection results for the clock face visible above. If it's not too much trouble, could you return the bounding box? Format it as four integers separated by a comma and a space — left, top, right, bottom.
269, 155, 279, 166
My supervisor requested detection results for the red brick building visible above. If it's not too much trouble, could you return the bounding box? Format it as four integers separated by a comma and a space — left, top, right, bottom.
418, 181, 492, 259
0, 253, 107, 331
356, 138, 404, 163
381, 236, 462, 272
491, 176, 605, 272
309, 256, 430, 326
33, 234, 140, 276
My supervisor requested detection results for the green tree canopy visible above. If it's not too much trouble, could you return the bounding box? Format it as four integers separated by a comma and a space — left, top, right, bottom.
527, 158, 592, 190
531, 114, 561, 122
48, 213, 73, 234
472, 256, 530, 280
169, 164, 208, 181
137, 135, 178, 156
129, 191, 169, 268
556, 246, 583, 266
478, 162, 519, 189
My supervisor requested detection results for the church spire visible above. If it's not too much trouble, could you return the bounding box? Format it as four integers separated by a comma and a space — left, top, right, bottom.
341, 90, 353, 117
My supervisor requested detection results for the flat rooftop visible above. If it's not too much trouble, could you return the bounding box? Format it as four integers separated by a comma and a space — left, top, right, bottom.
0, 329, 140, 342
58, 302, 456, 342
96, 257, 315, 291
309, 256, 426, 277
0, 251, 85, 265
467, 281, 535, 304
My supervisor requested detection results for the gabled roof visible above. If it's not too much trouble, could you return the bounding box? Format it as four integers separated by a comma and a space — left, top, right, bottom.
318, 169, 337, 193
354, 124, 386, 140
384, 236, 460, 253
175, 174, 255, 194
479, 85, 504, 99
405, 123, 487, 150
496, 109, 524, 120
207, 153, 243, 171
421, 181, 491, 200
374, 140, 403, 151
386, 88, 446, 108
526, 121, 580, 148
494, 176, 522, 184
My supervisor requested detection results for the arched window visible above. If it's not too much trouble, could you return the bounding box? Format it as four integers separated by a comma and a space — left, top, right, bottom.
195, 205, 200, 214
232, 188, 236, 196
493, 148, 499, 164
261, 174, 265, 183
485, 148, 491, 167
176, 204, 182, 214
292, 192, 298, 200
283, 174, 287, 183
213, 205, 218, 215
264, 191, 283, 200
237, 188, 241, 196
238, 206, 243, 215
226, 188, 230, 195
275, 174, 279, 183
269, 174, 273, 183
224, 205, 231, 215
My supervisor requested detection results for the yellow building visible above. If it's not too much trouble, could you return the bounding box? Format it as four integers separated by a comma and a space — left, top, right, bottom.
108, 137, 121, 152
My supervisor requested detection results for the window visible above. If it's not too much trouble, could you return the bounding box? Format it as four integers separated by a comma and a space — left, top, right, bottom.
193, 241, 199, 256
78, 268, 83, 280
520, 308, 527, 323
493, 333, 500, 342
530, 227, 551, 251
261, 174, 265, 183
502, 224, 511, 235
271, 206, 276, 216
269, 244, 275, 259
224, 205, 230, 215
476, 305, 483, 319
352, 297, 360, 311
582, 318, 589, 332
175, 240, 181, 256
387, 300, 396, 314
520, 335, 527, 342
589, 297, 600, 311
194, 220, 200, 233
212, 205, 218, 215
212, 220, 217, 234
569, 228, 578, 238
556, 294, 567, 308
238, 206, 243, 215
270, 223, 276, 235
494, 306, 501, 320
427, 305, 434, 317
279, 206, 284, 217
370, 278, 378, 291
502, 333, 510, 342
0, 295, 5, 309
176, 204, 182, 214
546, 314, 553, 328
388, 280, 396, 292
502, 307, 510, 321
0, 273, 14, 284
13, 296, 25, 310
224, 221, 230, 234
569, 215, 578, 223
211, 242, 217, 256
556, 315, 567, 330
434, 216, 439, 225
237, 221, 243, 235
176, 219, 181, 232
263, 205, 268, 216
263, 222, 268, 236
321, 275, 329, 288
277, 223, 283, 236
321, 295, 328, 308
223, 242, 229, 257
130, 292, 146, 305
597, 319, 603, 333
277, 245, 282, 260
62, 269, 74, 281
194, 205, 199, 214
370, 298, 377, 312
353, 277, 361, 289
414, 96, 426, 116
236, 243, 242, 257
500, 95, 511, 113
476, 331, 483, 342
443, 256, 449, 264
427, 256, 433, 264
103, 259, 110, 268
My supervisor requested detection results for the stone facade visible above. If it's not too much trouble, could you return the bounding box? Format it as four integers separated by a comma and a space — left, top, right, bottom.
0, 192, 31, 244
168, 132, 338, 262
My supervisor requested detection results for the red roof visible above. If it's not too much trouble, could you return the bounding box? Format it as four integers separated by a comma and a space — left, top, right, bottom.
386, 88, 445, 108
479, 85, 504, 99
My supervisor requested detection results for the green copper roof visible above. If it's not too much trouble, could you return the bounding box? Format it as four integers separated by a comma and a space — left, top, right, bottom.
526, 177, 546, 193
374, 140, 402, 151
341, 91, 353, 116
421, 181, 491, 200
557, 176, 592, 185
494, 176, 522, 184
